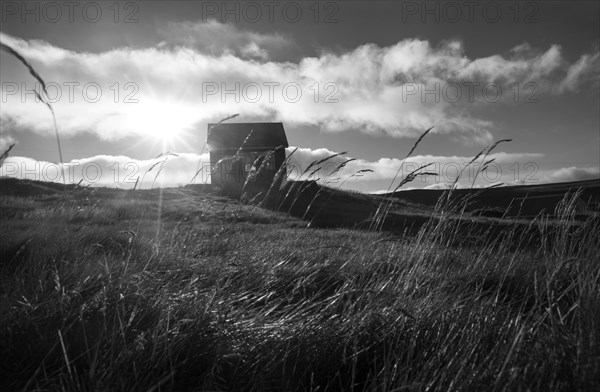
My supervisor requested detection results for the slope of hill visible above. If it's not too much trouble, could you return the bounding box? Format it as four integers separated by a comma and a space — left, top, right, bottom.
388, 179, 600, 218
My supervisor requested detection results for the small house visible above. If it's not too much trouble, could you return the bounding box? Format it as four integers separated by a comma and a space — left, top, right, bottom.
207, 122, 289, 186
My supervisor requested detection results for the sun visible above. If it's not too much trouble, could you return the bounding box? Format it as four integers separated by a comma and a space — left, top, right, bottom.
144, 123, 178, 144
143, 123, 190, 153
128, 101, 194, 151
110, 100, 195, 156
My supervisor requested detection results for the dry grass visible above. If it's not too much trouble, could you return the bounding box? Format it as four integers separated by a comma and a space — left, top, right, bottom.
1, 42, 65, 185
1, 179, 598, 391
1, 38, 598, 392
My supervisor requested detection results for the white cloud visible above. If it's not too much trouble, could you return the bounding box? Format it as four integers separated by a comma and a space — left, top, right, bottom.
3, 147, 597, 192
1, 31, 598, 146
456, 44, 564, 84
558, 51, 600, 93
287, 147, 547, 190
157, 19, 292, 60
240, 42, 269, 61
541, 166, 600, 183
0, 153, 211, 189
1, 147, 551, 191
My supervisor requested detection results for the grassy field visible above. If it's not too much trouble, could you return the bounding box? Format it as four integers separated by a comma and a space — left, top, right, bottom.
1, 178, 599, 391
388, 179, 600, 219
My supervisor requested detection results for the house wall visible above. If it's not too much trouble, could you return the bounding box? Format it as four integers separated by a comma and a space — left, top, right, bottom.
210, 148, 285, 185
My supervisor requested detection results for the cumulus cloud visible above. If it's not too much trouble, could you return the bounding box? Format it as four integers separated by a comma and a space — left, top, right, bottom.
558, 50, 600, 93
1, 30, 598, 146
287, 147, 547, 190
157, 19, 292, 60
541, 166, 600, 183
1, 147, 554, 191
0, 153, 211, 189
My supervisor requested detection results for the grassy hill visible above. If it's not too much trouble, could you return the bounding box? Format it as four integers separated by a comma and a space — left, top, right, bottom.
1, 178, 599, 391
388, 179, 600, 218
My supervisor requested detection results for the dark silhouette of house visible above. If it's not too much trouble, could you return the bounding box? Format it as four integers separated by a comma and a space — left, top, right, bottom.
207, 122, 289, 186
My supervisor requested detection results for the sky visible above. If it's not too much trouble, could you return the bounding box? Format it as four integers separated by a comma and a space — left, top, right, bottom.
0, 0, 599, 192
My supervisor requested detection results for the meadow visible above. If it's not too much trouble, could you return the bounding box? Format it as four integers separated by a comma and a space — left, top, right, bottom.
1, 39, 599, 391
1, 177, 599, 391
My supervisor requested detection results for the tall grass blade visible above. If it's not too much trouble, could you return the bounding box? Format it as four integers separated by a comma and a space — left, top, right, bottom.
1, 42, 65, 186
0, 143, 16, 167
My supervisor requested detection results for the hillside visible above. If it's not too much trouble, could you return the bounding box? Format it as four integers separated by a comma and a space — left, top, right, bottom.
388, 179, 600, 218
1, 177, 599, 391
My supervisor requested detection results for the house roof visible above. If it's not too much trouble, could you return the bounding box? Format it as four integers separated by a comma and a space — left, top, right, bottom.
207, 122, 288, 151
